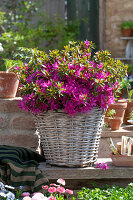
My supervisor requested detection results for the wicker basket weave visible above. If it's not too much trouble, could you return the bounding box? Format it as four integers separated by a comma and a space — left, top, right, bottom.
34, 107, 104, 167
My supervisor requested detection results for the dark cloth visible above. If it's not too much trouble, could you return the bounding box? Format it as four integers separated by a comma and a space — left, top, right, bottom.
0, 145, 48, 192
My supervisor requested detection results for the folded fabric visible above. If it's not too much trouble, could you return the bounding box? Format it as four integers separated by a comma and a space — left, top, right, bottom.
0, 145, 48, 192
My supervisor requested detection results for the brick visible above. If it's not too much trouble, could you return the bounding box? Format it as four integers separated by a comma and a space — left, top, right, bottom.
0, 134, 39, 150
105, 0, 133, 57
10, 115, 35, 130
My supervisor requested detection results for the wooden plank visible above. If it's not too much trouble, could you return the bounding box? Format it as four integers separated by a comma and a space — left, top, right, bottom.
76, 0, 89, 40
67, 0, 76, 21
89, 0, 99, 50
99, 0, 106, 50
43, 0, 65, 19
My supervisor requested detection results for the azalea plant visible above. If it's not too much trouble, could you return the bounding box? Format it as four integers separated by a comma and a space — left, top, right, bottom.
13, 40, 128, 116
0, 179, 74, 200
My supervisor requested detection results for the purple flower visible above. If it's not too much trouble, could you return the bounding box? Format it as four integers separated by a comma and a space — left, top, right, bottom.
84, 40, 90, 47
15, 40, 127, 116
96, 162, 109, 170
102, 163, 109, 170
96, 162, 102, 168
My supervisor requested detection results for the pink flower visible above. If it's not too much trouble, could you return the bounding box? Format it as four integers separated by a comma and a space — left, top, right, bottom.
32, 193, 47, 200
96, 162, 109, 170
84, 40, 90, 47
57, 178, 65, 186
23, 197, 32, 200
48, 197, 56, 200
42, 185, 49, 190
102, 163, 109, 170
56, 186, 65, 193
65, 189, 73, 195
96, 162, 101, 168
21, 192, 31, 197
48, 187, 57, 193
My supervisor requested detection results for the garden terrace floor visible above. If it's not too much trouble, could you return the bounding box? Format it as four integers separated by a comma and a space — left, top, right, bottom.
38, 158, 133, 190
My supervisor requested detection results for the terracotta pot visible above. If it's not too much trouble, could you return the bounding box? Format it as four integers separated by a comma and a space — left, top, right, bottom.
109, 117, 122, 131
117, 142, 122, 155
107, 100, 127, 118
121, 28, 132, 37
0, 71, 19, 98
111, 153, 133, 167
104, 100, 127, 126
123, 101, 133, 125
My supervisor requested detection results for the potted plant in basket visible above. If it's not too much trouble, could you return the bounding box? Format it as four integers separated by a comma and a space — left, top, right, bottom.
0, 59, 21, 98
12, 41, 128, 167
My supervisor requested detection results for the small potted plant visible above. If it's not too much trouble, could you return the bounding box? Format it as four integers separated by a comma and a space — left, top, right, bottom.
105, 77, 131, 126
0, 59, 21, 98
122, 78, 133, 125
127, 110, 133, 124
106, 109, 122, 131
120, 21, 133, 37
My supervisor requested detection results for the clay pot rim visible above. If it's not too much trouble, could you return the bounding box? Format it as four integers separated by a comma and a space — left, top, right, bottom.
127, 100, 133, 105
109, 102, 127, 109
109, 117, 122, 120
0, 71, 19, 79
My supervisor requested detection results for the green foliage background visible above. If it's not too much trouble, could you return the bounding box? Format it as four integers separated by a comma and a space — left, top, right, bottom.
0, 0, 79, 71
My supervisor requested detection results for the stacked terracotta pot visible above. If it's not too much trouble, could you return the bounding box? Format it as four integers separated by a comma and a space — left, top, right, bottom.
105, 100, 127, 131
0, 72, 19, 98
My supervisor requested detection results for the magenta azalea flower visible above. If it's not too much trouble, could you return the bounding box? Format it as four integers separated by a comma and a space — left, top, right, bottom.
13, 41, 127, 116
96, 162, 109, 170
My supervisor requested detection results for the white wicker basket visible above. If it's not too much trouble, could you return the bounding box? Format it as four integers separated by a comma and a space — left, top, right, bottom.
34, 107, 104, 167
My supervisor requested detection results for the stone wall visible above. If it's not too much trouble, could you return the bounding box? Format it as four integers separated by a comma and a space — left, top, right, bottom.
105, 0, 133, 58
0, 98, 39, 151
0, 98, 132, 158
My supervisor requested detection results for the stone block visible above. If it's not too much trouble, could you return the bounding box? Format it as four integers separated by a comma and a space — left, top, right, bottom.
0, 114, 8, 128
0, 98, 24, 112
0, 134, 39, 150
10, 114, 35, 130
39, 158, 133, 180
